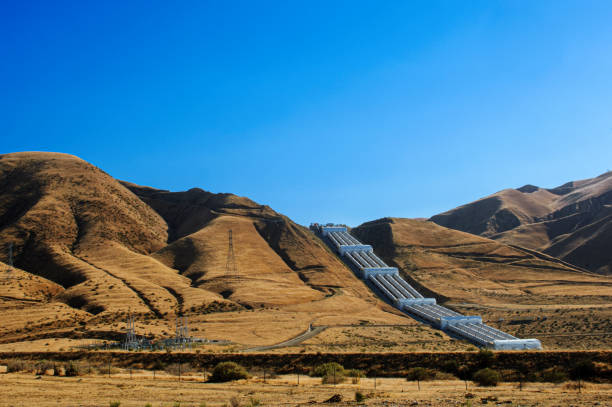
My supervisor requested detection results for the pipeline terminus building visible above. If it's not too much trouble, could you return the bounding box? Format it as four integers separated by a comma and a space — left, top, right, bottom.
311, 223, 542, 351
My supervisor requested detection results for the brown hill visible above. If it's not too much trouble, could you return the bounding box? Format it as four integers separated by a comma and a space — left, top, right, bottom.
352, 217, 612, 349
0, 152, 412, 350
430, 171, 612, 274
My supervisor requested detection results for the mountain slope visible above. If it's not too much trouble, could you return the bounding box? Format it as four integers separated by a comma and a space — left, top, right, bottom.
124, 182, 383, 306
352, 217, 612, 349
430, 171, 612, 274
0, 152, 406, 350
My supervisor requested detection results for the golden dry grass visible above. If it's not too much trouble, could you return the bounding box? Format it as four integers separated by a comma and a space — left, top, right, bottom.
0, 372, 610, 407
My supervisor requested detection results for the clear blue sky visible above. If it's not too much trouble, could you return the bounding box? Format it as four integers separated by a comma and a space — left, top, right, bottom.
2, 1, 611, 226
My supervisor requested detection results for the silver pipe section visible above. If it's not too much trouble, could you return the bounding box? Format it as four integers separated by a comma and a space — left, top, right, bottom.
452, 323, 497, 343
336, 231, 351, 244
431, 304, 461, 317
328, 232, 342, 248
368, 275, 398, 302
363, 251, 385, 267
405, 304, 441, 323
447, 324, 491, 346
331, 232, 349, 246
353, 251, 377, 268
345, 233, 362, 245
373, 274, 406, 300
381, 274, 414, 299
391, 275, 424, 299
471, 323, 516, 340
367, 252, 388, 267
345, 251, 367, 269
480, 324, 516, 339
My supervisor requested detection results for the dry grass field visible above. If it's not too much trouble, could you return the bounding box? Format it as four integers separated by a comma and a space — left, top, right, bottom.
0, 371, 610, 407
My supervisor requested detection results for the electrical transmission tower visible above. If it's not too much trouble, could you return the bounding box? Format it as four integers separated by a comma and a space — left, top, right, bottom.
123, 311, 137, 350
225, 229, 237, 276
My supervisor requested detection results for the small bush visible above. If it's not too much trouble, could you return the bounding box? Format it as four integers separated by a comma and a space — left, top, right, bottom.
347, 369, 364, 384
355, 391, 366, 402
322, 372, 345, 384
570, 359, 596, 381
313, 362, 345, 377
6, 360, 28, 372
406, 367, 435, 381
476, 348, 494, 368
540, 367, 568, 383
473, 368, 500, 387
109, 402, 121, 407
229, 396, 241, 407
64, 361, 80, 377
209, 362, 249, 382
441, 360, 459, 374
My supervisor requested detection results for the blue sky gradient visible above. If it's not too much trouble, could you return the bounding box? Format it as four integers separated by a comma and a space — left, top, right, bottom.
2, 1, 611, 225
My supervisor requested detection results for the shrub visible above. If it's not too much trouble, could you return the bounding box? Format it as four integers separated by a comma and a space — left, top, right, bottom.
540, 367, 568, 383
322, 372, 345, 384
229, 396, 241, 407
313, 362, 345, 377
441, 360, 459, 374
347, 369, 364, 384
476, 348, 494, 368
209, 362, 249, 382
109, 402, 120, 407
6, 360, 28, 372
570, 359, 596, 381
457, 365, 472, 382
473, 368, 500, 387
64, 361, 80, 377
355, 392, 366, 402
406, 367, 435, 381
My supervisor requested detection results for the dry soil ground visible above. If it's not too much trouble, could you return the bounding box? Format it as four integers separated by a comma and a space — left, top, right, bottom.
1, 372, 610, 407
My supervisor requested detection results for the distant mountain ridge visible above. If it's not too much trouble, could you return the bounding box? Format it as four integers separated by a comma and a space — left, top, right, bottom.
430, 171, 612, 274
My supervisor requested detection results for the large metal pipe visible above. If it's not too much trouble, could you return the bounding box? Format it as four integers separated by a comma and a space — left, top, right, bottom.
369, 274, 398, 302
381, 274, 413, 299
374, 274, 405, 300
391, 275, 424, 299
353, 251, 377, 268
328, 232, 342, 248
345, 251, 367, 269
371, 252, 388, 267
364, 251, 387, 268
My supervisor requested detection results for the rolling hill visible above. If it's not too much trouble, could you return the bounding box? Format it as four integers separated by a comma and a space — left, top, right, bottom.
352, 217, 612, 349
0, 152, 412, 350
430, 171, 612, 274
0, 151, 610, 351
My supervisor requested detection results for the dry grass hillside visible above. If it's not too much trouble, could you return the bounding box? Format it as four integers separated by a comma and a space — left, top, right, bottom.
0, 152, 415, 351
353, 217, 612, 349
430, 171, 612, 274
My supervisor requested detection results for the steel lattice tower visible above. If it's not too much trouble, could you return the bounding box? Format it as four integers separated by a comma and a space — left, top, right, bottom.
225, 229, 237, 276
